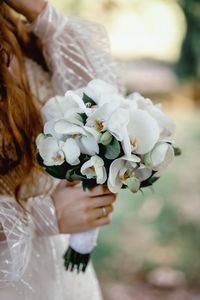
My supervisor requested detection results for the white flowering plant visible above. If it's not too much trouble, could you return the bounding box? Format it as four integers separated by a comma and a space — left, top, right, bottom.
36, 79, 181, 273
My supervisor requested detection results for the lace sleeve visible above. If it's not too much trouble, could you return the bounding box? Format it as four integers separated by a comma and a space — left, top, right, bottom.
27, 1, 122, 95
0, 194, 32, 287
0, 192, 59, 287
25, 194, 59, 236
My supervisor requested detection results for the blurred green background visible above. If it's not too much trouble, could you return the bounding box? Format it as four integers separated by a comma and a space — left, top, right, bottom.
51, 1, 200, 299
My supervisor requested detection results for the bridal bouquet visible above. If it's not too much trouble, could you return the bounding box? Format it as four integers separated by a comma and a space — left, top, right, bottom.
36, 79, 181, 272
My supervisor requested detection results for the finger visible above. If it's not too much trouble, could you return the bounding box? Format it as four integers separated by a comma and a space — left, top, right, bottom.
88, 204, 114, 220
86, 185, 113, 197
93, 214, 112, 227
87, 195, 116, 209
57, 180, 67, 189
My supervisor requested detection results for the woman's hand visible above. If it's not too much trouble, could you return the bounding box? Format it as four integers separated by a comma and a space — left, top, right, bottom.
3, 0, 47, 22
51, 181, 116, 234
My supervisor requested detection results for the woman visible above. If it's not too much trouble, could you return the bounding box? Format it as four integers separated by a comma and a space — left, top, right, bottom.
0, 1, 119, 299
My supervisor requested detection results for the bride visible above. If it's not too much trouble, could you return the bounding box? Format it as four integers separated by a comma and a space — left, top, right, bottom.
0, 1, 119, 299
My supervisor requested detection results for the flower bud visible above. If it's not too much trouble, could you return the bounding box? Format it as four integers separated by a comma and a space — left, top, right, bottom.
125, 176, 140, 193
143, 142, 174, 171
173, 147, 181, 156
100, 131, 113, 145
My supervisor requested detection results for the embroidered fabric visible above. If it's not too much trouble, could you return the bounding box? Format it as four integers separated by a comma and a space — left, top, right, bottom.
27, 1, 120, 95
0, 1, 120, 298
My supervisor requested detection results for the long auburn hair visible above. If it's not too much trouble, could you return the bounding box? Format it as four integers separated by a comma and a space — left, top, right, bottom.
0, 3, 47, 199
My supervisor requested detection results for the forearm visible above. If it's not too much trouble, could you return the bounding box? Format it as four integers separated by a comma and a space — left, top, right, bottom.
25, 1, 47, 22
4, 0, 47, 22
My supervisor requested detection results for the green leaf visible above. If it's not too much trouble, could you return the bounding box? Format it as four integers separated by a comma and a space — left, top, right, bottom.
148, 176, 160, 185
140, 176, 160, 188
36, 152, 69, 179
66, 168, 86, 181
46, 163, 68, 179
104, 137, 121, 160
82, 93, 96, 107
79, 113, 87, 125
82, 181, 89, 192
35, 152, 45, 167
82, 179, 97, 191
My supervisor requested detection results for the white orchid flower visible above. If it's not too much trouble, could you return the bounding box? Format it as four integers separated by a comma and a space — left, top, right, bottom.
143, 142, 175, 171
83, 79, 119, 107
42, 92, 88, 140
123, 108, 160, 156
128, 92, 176, 137
37, 135, 82, 166
37, 136, 65, 166
81, 156, 107, 184
43, 113, 83, 141
54, 119, 99, 157
86, 102, 129, 141
108, 155, 141, 193
42, 92, 88, 123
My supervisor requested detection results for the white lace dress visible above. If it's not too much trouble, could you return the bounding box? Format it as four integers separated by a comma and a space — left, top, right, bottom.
0, 2, 119, 299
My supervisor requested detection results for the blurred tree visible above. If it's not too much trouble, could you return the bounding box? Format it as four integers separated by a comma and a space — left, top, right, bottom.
176, 0, 200, 79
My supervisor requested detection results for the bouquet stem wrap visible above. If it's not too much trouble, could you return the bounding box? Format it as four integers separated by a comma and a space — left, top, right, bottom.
63, 227, 99, 272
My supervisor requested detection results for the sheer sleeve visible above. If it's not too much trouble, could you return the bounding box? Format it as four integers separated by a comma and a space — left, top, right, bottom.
28, 1, 122, 95
0, 191, 59, 287
0, 194, 32, 287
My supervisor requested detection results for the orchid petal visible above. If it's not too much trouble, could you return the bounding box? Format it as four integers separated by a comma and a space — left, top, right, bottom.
44, 120, 64, 140
151, 143, 175, 171
95, 165, 107, 184
84, 79, 118, 105
41, 96, 65, 122
36, 133, 46, 149
78, 136, 99, 156
121, 127, 132, 157
146, 105, 176, 137
135, 164, 152, 182
62, 138, 80, 165
108, 158, 125, 193
127, 109, 160, 154
108, 108, 129, 141
54, 120, 86, 136
84, 126, 101, 141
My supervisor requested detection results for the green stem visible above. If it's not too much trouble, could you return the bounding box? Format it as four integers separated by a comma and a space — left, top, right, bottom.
63, 246, 91, 273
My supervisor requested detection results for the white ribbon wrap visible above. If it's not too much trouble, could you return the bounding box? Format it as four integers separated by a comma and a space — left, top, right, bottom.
69, 227, 99, 254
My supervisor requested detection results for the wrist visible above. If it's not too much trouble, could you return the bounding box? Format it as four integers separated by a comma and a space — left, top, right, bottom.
25, 1, 47, 23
